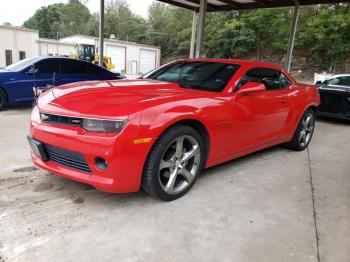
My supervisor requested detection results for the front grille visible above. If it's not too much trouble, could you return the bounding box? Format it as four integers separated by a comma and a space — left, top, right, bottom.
40, 113, 82, 126
44, 144, 91, 173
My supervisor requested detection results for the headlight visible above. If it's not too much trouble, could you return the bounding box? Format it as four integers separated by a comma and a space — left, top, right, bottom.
82, 119, 127, 133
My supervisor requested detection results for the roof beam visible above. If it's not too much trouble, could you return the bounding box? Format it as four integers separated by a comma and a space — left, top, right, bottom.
253, 0, 268, 6
158, 0, 196, 10
158, 0, 350, 11
216, 0, 241, 9
185, 0, 217, 11
215, 0, 295, 11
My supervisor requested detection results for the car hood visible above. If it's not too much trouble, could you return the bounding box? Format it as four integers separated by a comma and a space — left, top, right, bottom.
0, 69, 16, 79
38, 79, 190, 118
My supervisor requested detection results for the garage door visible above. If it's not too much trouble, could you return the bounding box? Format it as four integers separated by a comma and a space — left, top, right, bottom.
106, 45, 126, 72
139, 49, 156, 74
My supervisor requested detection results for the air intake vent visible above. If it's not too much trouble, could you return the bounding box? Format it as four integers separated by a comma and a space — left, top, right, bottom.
44, 144, 91, 173
40, 113, 82, 126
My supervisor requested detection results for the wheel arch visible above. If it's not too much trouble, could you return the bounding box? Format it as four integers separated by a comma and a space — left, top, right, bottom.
291, 104, 318, 136
149, 118, 211, 168
308, 105, 317, 114
0, 86, 9, 103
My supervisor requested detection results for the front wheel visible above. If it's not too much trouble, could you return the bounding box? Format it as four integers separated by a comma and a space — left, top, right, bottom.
285, 108, 315, 151
142, 125, 205, 201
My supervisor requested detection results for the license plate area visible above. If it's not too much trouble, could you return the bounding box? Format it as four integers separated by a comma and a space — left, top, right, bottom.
27, 136, 48, 161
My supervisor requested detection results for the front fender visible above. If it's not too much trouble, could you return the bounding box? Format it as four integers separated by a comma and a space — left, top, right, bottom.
136, 97, 233, 165
138, 104, 205, 138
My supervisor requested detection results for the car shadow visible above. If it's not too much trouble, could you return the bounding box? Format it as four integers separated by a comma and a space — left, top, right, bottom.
0, 104, 33, 115
8, 146, 283, 206
199, 145, 282, 179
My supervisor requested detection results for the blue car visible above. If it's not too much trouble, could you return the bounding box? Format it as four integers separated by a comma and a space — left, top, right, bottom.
0, 56, 118, 109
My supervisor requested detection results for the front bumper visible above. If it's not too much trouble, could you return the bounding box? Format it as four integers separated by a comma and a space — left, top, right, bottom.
29, 109, 154, 193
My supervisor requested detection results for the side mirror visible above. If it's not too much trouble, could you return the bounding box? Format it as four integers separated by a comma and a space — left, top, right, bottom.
236, 82, 266, 95
315, 80, 322, 85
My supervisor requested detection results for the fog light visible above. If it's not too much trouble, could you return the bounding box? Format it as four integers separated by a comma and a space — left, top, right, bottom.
95, 157, 108, 170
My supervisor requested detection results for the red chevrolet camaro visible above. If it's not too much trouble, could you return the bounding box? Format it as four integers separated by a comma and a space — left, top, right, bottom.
28, 59, 320, 200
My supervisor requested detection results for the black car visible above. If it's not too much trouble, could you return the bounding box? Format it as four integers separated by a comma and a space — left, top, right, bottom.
317, 74, 350, 120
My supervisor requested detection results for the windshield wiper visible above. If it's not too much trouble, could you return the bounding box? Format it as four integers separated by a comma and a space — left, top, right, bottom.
178, 80, 197, 89
178, 83, 193, 89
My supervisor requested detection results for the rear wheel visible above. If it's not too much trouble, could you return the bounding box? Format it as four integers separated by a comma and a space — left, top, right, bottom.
0, 89, 7, 110
142, 125, 205, 201
285, 108, 315, 151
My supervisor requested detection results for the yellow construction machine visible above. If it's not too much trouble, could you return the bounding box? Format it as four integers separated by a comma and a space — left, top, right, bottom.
69, 44, 115, 71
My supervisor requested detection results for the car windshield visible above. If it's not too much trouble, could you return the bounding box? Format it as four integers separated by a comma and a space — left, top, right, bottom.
145, 61, 241, 92
3, 57, 40, 71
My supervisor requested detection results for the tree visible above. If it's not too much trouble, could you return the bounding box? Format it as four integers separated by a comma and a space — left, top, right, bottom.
24, 3, 64, 38
60, 0, 93, 37
146, 2, 192, 57
103, 0, 148, 43
23, 0, 94, 39
22, 1, 350, 65
205, 12, 255, 58
299, 4, 350, 69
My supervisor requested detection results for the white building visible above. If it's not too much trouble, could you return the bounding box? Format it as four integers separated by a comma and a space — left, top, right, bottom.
0, 25, 161, 76
0, 25, 39, 67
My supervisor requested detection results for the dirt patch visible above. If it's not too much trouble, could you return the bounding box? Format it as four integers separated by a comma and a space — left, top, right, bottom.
73, 197, 85, 204
13, 166, 38, 173
34, 182, 54, 192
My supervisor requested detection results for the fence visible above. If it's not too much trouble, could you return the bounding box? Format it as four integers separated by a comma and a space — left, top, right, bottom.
258, 56, 350, 74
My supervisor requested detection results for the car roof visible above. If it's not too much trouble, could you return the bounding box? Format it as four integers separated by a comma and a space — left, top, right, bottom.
177, 58, 282, 70
37, 56, 92, 63
36, 56, 110, 70
327, 74, 350, 78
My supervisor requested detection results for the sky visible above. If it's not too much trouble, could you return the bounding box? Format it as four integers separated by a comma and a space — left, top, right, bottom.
0, 0, 155, 26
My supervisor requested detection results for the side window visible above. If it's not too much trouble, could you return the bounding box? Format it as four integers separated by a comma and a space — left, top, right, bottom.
35, 59, 60, 74
325, 76, 350, 87
342, 76, 350, 87
86, 63, 102, 74
325, 77, 341, 86
60, 60, 87, 74
279, 73, 292, 88
238, 68, 290, 91
154, 63, 182, 82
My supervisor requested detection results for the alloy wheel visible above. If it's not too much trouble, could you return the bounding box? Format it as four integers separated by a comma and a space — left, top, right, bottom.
299, 113, 314, 147
158, 135, 201, 195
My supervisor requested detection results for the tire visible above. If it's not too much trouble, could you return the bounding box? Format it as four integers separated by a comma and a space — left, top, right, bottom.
0, 88, 7, 110
285, 108, 315, 151
142, 125, 205, 201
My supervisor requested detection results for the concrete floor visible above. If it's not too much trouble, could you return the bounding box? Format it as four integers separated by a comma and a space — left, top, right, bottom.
0, 107, 349, 262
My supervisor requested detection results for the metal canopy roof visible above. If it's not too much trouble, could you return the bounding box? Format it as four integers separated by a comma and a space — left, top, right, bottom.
158, 0, 350, 11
